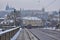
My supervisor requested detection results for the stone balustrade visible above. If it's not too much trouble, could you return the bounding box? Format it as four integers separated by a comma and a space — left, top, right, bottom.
0, 27, 20, 40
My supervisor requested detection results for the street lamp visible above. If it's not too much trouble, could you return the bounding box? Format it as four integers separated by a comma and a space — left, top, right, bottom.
59, 10, 60, 24
13, 9, 17, 27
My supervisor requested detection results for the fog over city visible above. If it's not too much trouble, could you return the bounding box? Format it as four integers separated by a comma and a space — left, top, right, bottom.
0, 0, 60, 11
0, 0, 60, 40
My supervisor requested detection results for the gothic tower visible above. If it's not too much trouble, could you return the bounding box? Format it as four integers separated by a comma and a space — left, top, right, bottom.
5, 4, 9, 10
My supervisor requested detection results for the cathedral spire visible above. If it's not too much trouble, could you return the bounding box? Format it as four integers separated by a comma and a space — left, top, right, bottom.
5, 3, 9, 10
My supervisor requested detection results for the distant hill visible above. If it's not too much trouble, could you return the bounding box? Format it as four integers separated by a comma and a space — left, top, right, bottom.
21, 10, 48, 20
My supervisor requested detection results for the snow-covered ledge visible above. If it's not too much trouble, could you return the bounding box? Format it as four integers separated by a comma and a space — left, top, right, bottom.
11, 28, 22, 40
0, 27, 20, 40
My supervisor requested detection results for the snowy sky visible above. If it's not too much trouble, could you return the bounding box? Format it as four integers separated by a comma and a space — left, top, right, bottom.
0, 0, 60, 11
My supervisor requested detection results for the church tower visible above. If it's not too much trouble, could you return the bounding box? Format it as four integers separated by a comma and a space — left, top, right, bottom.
42, 8, 45, 12
5, 4, 9, 10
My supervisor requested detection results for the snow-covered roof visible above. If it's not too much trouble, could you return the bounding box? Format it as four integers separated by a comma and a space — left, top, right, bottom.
53, 18, 59, 20
0, 18, 4, 19
22, 17, 41, 20
0, 20, 14, 24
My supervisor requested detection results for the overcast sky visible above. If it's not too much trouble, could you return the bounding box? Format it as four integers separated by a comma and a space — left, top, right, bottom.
0, 0, 60, 11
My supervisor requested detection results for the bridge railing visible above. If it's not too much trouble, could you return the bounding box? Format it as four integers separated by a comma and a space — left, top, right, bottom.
0, 27, 20, 40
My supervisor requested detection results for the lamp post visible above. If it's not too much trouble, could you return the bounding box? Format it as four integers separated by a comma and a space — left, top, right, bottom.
59, 10, 60, 24
13, 9, 17, 27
